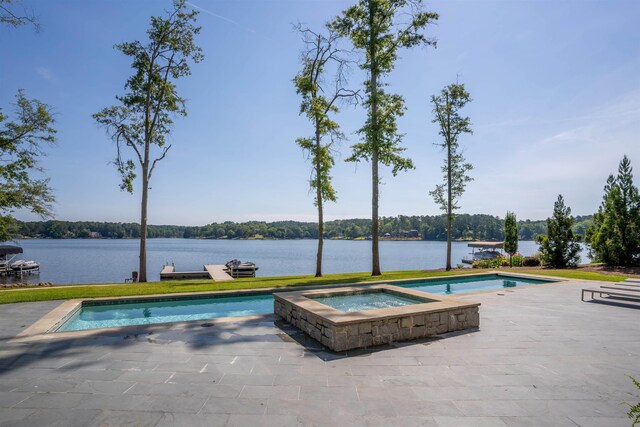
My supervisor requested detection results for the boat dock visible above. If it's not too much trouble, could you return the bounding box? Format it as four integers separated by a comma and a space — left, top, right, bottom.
160, 265, 175, 275
160, 264, 234, 281
204, 265, 234, 281
461, 241, 505, 264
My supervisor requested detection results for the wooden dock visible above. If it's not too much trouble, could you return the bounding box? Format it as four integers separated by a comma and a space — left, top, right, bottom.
204, 265, 234, 281
160, 265, 175, 275
160, 264, 233, 281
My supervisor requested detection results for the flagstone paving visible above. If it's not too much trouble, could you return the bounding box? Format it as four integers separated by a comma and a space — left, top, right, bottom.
1, 279, 639, 426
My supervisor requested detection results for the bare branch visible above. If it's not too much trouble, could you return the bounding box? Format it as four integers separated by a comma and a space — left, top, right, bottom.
0, 2, 40, 31
148, 144, 171, 181
116, 127, 143, 166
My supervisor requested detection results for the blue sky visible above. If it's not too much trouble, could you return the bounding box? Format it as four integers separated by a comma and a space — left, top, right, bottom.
1, 0, 639, 225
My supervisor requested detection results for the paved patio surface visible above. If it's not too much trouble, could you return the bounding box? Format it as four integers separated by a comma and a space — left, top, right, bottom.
1, 280, 639, 426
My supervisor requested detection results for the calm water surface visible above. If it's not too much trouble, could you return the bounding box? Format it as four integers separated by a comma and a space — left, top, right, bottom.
5, 239, 586, 285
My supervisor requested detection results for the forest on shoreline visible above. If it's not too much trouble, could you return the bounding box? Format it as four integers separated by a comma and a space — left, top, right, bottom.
11, 214, 593, 242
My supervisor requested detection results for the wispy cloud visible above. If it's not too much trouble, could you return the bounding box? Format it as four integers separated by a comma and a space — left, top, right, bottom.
538, 90, 640, 147
467, 90, 640, 217
35, 66, 56, 83
186, 1, 275, 43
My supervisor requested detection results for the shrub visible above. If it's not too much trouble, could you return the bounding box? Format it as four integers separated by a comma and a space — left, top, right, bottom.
628, 375, 640, 426
523, 256, 541, 267
511, 254, 524, 267
472, 257, 504, 269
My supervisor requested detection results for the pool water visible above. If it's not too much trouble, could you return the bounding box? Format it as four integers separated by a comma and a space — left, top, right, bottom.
59, 274, 552, 331
59, 294, 273, 331
403, 274, 547, 295
311, 292, 422, 312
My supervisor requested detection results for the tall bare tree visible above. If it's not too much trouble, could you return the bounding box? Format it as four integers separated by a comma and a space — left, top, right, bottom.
430, 82, 473, 271
294, 25, 357, 277
331, 0, 438, 276
93, 0, 203, 282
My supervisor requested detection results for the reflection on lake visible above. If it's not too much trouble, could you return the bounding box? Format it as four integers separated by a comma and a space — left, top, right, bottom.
2, 239, 587, 285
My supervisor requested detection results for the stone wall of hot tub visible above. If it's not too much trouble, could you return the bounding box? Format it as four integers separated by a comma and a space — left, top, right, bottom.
274, 296, 480, 352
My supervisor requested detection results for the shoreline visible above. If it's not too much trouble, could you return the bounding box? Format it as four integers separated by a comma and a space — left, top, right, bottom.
12, 236, 539, 242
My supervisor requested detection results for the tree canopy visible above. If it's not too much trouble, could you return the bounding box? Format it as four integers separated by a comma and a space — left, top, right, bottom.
0, 0, 39, 31
586, 155, 640, 266
504, 211, 518, 266
536, 195, 581, 268
12, 214, 587, 241
0, 90, 56, 241
92, 0, 203, 282
294, 25, 357, 276
331, 0, 438, 275
430, 82, 473, 270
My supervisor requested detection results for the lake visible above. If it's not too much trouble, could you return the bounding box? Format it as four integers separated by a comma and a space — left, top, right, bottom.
2, 239, 587, 285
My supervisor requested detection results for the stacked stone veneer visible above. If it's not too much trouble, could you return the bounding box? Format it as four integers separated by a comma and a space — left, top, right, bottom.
274, 286, 480, 352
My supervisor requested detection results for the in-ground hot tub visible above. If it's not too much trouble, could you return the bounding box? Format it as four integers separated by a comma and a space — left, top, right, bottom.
274, 284, 480, 352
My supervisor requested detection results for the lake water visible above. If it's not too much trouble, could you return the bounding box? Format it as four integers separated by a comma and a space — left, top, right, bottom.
2, 239, 587, 285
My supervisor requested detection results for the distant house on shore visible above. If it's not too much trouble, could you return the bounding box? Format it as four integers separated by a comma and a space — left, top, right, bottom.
400, 230, 420, 238
89, 232, 102, 239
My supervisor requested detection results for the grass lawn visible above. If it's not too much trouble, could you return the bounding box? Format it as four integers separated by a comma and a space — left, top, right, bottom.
0, 268, 626, 305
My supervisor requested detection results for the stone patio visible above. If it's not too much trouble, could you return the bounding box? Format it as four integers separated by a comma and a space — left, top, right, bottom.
1, 279, 639, 426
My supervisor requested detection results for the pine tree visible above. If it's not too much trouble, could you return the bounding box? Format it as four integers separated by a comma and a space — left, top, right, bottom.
536, 195, 581, 268
504, 211, 518, 267
586, 155, 640, 266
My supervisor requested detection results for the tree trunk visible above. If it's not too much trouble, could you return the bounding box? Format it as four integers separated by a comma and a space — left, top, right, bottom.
372, 147, 380, 276
316, 201, 323, 277
138, 171, 148, 282
369, 2, 381, 277
446, 125, 452, 271
370, 70, 381, 276
315, 127, 323, 278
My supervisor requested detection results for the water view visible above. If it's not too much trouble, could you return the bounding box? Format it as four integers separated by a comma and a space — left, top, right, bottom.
4, 239, 586, 285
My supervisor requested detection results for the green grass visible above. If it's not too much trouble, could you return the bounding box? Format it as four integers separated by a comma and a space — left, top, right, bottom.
0, 268, 626, 305
517, 269, 626, 282
0, 270, 478, 304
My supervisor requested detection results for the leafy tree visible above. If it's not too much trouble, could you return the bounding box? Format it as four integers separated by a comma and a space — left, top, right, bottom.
586, 155, 640, 266
294, 25, 357, 277
331, 0, 438, 276
504, 211, 518, 267
93, 0, 203, 282
0, 0, 39, 31
0, 0, 52, 241
430, 83, 473, 270
536, 195, 581, 268
0, 90, 56, 241
628, 375, 640, 427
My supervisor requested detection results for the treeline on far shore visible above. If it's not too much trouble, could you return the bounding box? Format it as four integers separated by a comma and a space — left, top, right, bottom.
11, 214, 593, 242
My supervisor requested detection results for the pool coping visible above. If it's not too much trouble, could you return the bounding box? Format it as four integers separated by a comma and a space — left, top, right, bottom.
274, 284, 480, 325
14, 271, 564, 340
274, 284, 481, 351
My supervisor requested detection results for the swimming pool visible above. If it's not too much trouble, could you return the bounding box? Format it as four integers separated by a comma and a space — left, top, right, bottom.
311, 290, 424, 312
403, 274, 548, 295
58, 274, 553, 332
58, 294, 274, 332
